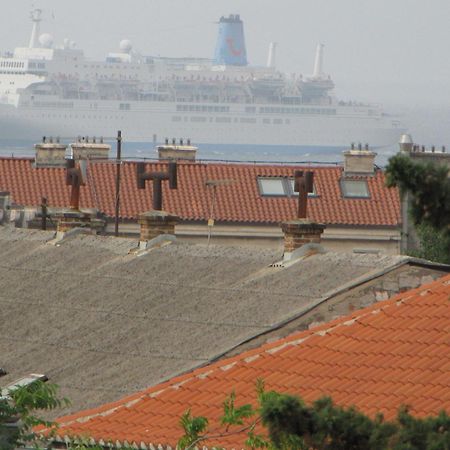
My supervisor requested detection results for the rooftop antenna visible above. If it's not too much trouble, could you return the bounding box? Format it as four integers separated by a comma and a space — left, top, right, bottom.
312, 43, 324, 79
29, 8, 42, 48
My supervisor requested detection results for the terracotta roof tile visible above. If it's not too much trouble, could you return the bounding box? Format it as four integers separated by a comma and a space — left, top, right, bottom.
44, 274, 450, 449
0, 157, 400, 226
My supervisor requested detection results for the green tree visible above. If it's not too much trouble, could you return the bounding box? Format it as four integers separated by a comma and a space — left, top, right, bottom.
385, 154, 450, 263
0, 380, 68, 449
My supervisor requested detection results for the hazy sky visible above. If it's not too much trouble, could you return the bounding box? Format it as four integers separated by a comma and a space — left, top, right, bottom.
2, 0, 450, 108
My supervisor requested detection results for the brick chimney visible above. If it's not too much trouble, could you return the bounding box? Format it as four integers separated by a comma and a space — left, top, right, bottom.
34, 137, 67, 167
281, 170, 326, 259
158, 139, 197, 161
138, 210, 178, 242
343, 143, 377, 175
281, 220, 326, 257
136, 161, 179, 248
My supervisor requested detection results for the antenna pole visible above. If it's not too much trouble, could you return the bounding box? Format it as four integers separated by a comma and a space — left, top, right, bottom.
114, 130, 122, 237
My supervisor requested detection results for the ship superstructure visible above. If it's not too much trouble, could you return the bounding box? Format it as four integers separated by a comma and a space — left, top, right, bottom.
0, 11, 403, 148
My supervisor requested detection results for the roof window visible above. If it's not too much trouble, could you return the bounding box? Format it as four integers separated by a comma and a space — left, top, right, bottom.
341, 179, 370, 198
258, 177, 317, 197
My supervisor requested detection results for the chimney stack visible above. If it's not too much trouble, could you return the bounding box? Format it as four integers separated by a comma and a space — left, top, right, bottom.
343, 143, 377, 175
157, 139, 197, 161
70, 137, 111, 160
281, 170, 326, 260
281, 220, 326, 259
136, 161, 179, 248
34, 137, 67, 167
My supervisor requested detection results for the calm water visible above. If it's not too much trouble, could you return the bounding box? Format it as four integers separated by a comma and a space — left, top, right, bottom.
0, 106, 448, 167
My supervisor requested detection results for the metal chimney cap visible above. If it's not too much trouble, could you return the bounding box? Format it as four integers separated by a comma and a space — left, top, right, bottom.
399, 134, 413, 145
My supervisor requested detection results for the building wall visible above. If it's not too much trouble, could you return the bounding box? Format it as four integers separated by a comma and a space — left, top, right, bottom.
108, 221, 401, 255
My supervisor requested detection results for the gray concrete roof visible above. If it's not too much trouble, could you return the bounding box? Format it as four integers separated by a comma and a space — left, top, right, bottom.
0, 227, 444, 417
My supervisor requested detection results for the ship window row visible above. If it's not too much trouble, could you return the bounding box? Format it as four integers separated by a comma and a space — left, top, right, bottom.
0, 61, 25, 68
258, 177, 318, 198
176, 105, 229, 113
171, 116, 291, 125
259, 106, 336, 115
28, 62, 46, 69
33, 101, 74, 109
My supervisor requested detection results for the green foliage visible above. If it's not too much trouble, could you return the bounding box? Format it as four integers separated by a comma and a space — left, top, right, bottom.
385, 154, 450, 235
178, 409, 209, 449
385, 154, 450, 264
178, 383, 450, 450
408, 223, 450, 264
0, 380, 69, 449
221, 391, 255, 430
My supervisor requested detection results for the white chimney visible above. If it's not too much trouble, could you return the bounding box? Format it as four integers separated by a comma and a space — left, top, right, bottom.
29, 9, 42, 49
343, 144, 377, 175
312, 43, 324, 79
267, 42, 277, 69
70, 137, 111, 160
34, 137, 67, 167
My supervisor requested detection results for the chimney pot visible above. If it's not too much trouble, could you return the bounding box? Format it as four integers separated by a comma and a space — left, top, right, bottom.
442, 146, 446, 153
180, 138, 184, 145
187, 138, 191, 146
172, 138, 176, 145
165, 138, 169, 145
351, 142, 355, 150
358, 143, 362, 150
432, 145, 435, 153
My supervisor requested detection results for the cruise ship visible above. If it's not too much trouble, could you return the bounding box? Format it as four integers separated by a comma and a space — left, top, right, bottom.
0, 10, 404, 151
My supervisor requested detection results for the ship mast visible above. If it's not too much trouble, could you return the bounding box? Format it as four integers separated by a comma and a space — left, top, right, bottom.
29, 8, 42, 48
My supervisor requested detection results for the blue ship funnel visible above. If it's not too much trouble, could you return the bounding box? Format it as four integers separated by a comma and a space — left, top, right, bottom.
214, 14, 248, 66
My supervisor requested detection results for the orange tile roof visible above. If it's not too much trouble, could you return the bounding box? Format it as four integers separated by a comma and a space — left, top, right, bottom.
46, 274, 450, 449
0, 157, 400, 226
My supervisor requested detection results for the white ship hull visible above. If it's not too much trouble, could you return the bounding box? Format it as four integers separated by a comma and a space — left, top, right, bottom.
0, 101, 404, 149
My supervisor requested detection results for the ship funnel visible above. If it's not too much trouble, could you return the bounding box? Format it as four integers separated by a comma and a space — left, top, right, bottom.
312, 43, 325, 79
213, 14, 248, 66
29, 8, 43, 49
267, 42, 277, 68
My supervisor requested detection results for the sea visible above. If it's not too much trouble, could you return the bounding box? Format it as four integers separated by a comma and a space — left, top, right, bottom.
0, 106, 448, 166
